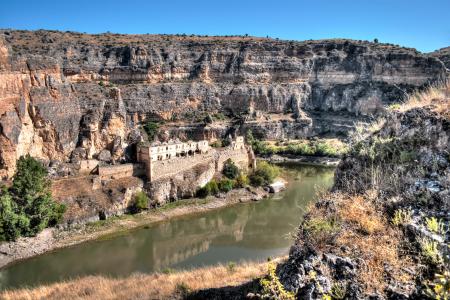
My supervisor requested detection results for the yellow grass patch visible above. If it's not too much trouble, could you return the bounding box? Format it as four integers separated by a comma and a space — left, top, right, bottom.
397, 80, 450, 117
1, 261, 269, 300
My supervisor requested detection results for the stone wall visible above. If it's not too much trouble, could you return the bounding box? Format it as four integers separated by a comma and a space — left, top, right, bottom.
151, 151, 215, 181
79, 159, 99, 175
98, 163, 145, 180
149, 159, 216, 203
149, 145, 252, 203
215, 147, 252, 172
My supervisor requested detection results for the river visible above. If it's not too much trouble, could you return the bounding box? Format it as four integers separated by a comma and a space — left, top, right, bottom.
0, 164, 334, 290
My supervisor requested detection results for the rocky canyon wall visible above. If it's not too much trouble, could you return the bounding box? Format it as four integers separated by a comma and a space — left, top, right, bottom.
0, 30, 447, 178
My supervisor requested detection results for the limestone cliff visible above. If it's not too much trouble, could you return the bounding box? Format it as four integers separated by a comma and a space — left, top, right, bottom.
431, 46, 450, 69
0, 29, 447, 178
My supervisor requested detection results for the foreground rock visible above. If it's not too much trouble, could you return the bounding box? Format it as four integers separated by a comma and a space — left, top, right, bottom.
276, 85, 449, 299
0, 30, 447, 178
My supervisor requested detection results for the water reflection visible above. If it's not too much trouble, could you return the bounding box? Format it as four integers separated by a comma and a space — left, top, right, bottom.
0, 164, 334, 290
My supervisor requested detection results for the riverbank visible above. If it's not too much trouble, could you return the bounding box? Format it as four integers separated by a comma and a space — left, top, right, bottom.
263, 154, 341, 167
0, 186, 269, 269
1, 258, 285, 300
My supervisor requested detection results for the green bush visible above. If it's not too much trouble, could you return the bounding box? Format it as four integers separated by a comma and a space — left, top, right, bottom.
197, 180, 220, 198
249, 161, 280, 186
221, 138, 231, 147
0, 191, 28, 241
388, 103, 401, 110
425, 217, 445, 235
196, 186, 210, 198
175, 282, 192, 298
235, 173, 250, 188
222, 159, 240, 179
130, 191, 148, 213
0, 155, 66, 241
203, 114, 213, 124
210, 140, 222, 148
143, 121, 159, 141
246, 130, 270, 155
213, 112, 227, 121
303, 217, 340, 236
245, 128, 347, 158
249, 174, 266, 187
208, 180, 220, 195
285, 141, 342, 157
420, 238, 443, 265
399, 150, 417, 163
260, 262, 295, 300
218, 178, 234, 192
314, 142, 338, 157
391, 208, 412, 226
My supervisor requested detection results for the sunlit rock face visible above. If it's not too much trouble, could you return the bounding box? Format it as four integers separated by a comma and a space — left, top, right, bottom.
0, 30, 447, 178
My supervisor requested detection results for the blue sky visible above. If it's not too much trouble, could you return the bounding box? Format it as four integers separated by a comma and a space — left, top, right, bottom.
0, 0, 448, 52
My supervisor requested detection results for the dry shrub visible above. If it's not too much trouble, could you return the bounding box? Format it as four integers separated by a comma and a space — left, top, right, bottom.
301, 191, 414, 294
337, 194, 384, 235
332, 193, 414, 293
399, 80, 450, 117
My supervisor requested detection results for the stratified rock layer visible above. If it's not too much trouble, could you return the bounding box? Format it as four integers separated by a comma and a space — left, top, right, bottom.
0, 30, 447, 177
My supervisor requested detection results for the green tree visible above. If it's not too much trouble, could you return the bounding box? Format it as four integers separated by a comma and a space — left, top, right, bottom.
0, 190, 27, 241
222, 159, 240, 179
0, 155, 66, 241
12, 155, 50, 206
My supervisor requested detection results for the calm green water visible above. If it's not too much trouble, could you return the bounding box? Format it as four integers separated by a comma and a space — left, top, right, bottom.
0, 164, 334, 290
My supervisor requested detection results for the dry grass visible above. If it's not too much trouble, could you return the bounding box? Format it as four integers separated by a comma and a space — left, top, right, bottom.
396, 80, 450, 117
334, 192, 413, 293
337, 194, 384, 235
351, 118, 386, 144
1, 261, 270, 300
301, 191, 414, 295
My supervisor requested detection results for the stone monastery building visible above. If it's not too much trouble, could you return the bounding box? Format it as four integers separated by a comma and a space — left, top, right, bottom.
147, 139, 210, 161
136, 136, 248, 182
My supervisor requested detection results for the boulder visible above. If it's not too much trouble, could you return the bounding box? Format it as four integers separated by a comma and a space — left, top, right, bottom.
97, 150, 112, 162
